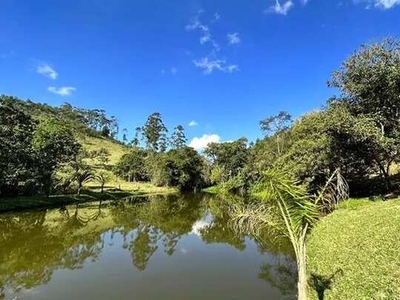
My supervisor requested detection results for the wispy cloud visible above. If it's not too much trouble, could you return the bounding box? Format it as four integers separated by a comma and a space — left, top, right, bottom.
227, 32, 241, 45
213, 13, 221, 22
193, 57, 239, 74
186, 12, 220, 51
37, 63, 58, 80
186, 11, 239, 74
357, 0, 400, 9
266, 0, 294, 15
48, 86, 76, 96
189, 120, 198, 127
189, 133, 221, 150
161, 67, 178, 75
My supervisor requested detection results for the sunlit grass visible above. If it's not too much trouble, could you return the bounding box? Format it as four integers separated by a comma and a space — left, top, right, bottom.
307, 198, 400, 299
80, 135, 178, 195
79, 135, 129, 165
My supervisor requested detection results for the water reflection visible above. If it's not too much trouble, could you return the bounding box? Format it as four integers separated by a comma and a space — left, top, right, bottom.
0, 194, 296, 300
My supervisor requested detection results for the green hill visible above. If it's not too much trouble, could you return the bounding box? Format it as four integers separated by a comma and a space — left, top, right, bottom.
0, 96, 176, 212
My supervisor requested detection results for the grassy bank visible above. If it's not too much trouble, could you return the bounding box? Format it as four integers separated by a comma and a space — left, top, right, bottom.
307, 198, 400, 299
0, 184, 178, 213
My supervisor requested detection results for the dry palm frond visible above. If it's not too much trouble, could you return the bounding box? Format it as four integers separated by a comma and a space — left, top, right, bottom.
315, 169, 349, 213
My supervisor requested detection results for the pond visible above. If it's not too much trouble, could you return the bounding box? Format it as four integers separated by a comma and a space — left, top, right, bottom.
0, 193, 296, 300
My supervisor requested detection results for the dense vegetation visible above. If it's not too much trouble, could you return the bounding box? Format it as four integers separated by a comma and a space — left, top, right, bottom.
0, 96, 200, 199
2, 39, 400, 201
1, 37, 400, 299
206, 38, 400, 198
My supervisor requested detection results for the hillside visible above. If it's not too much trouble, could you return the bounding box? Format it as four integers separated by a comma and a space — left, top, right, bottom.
81, 135, 176, 194
0, 96, 177, 212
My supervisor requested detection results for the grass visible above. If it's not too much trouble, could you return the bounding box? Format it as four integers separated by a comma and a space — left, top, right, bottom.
80, 135, 130, 165
0, 135, 178, 213
202, 185, 226, 194
307, 198, 400, 299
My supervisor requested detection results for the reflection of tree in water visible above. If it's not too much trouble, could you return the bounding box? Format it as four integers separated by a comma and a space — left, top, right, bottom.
129, 225, 159, 271
0, 205, 105, 296
259, 256, 297, 299
0, 193, 297, 298
199, 197, 247, 251
110, 194, 208, 270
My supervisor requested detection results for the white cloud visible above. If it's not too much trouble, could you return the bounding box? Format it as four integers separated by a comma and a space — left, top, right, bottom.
189, 120, 198, 127
189, 134, 221, 150
47, 86, 76, 96
213, 13, 221, 22
186, 12, 220, 51
190, 220, 210, 236
267, 0, 294, 15
200, 32, 212, 44
227, 32, 241, 45
171, 67, 178, 75
185, 16, 209, 32
193, 57, 239, 74
364, 0, 400, 8
37, 63, 58, 80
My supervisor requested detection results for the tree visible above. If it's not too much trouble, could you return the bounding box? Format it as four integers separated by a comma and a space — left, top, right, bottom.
165, 147, 205, 191
170, 125, 187, 149
0, 96, 37, 196
89, 148, 111, 167
142, 113, 168, 151
328, 38, 400, 190
101, 126, 110, 137
74, 168, 95, 195
260, 111, 292, 156
115, 149, 149, 182
204, 138, 248, 183
132, 127, 142, 147
95, 172, 110, 193
232, 169, 349, 300
122, 128, 128, 144
33, 118, 81, 196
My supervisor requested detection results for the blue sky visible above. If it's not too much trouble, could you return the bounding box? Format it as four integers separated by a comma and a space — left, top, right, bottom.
0, 0, 399, 149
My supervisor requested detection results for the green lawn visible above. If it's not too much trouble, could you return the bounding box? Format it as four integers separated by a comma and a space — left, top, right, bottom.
307, 198, 400, 299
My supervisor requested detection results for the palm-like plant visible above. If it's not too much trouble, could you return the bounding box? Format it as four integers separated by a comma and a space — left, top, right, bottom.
95, 172, 109, 193
232, 169, 348, 300
74, 169, 95, 195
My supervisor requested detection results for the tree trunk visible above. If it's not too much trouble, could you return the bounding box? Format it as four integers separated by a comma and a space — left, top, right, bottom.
378, 162, 392, 192
77, 182, 82, 195
297, 239, 308, 300
101, 184, 104, 194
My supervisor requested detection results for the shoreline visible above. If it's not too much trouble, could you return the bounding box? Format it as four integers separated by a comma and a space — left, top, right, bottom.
0, 188, 178, 213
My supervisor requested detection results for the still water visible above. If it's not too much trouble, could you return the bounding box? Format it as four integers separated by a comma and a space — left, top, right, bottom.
0, 193, 296, 300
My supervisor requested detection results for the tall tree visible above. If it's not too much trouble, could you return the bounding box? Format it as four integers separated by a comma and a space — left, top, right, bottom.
142, 112, 168, 152
132, 127, 142, 147
170, 125, 187, 149
260, 111, 292, 155
122, 128, 128, 144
